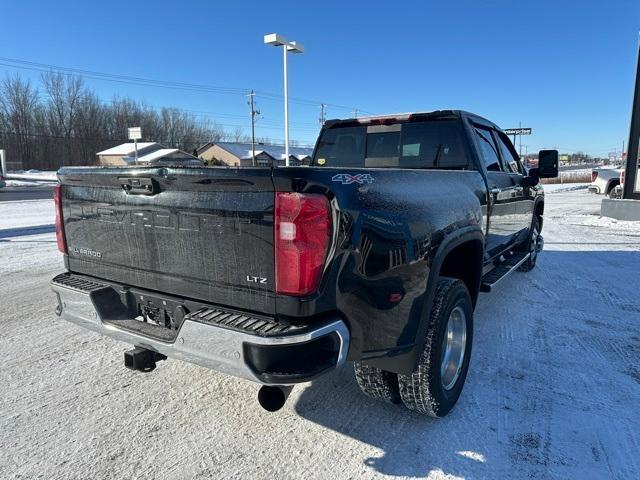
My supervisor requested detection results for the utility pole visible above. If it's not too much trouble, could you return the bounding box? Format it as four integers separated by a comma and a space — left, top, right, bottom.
247, 90, 260, 166
319, 103, 326, 127
353, 108, 359, 119
519, 121, 522, 158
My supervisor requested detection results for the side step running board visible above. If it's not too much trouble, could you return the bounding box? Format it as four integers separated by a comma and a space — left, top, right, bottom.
480, 251, 530, 293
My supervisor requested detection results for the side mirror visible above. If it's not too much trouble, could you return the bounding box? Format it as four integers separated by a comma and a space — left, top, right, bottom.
538, 150, 559, 178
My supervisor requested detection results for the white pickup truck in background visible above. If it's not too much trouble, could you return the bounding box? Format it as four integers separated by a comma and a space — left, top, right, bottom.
589, 167, 624, 198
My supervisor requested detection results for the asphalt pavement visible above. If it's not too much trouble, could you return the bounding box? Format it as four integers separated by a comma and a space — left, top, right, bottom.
0, 186, 54, 202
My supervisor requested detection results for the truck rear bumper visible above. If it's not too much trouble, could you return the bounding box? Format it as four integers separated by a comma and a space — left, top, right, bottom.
51, 273, 349, 385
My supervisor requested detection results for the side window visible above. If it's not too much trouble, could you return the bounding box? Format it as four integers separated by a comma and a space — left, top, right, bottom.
400, 121, 469, 169
496, 133, 522, 174
473, 126, 503, 172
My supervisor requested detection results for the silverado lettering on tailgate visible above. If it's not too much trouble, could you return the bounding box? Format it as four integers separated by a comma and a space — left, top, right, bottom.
68, 204, 252, 234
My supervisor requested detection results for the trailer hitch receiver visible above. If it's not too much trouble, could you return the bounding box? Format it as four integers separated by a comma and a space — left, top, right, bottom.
124, 347, 167, 372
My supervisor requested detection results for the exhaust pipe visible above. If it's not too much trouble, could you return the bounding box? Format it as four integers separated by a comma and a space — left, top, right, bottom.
258, 385, 293, 412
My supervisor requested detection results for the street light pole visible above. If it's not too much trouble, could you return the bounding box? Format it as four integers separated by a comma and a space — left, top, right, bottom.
264, 33, 304, 167
283, 44, 289, 166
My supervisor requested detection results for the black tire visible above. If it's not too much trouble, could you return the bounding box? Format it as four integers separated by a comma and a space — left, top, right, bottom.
354, 362, 401, 404
518, 216, 541, 272
398, 278, 473, 417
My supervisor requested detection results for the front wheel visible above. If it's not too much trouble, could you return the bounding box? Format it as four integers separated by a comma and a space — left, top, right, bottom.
398, 278, 473, 417
518, 216, 541, 272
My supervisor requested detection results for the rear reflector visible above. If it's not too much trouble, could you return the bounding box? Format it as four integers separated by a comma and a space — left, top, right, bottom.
53, 184, 67, 253
620, 170, 625, 185
275, 192, 331, 296
591, 171, 598, 183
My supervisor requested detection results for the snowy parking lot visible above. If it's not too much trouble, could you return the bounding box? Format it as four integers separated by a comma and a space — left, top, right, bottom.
1, 188, 639, 479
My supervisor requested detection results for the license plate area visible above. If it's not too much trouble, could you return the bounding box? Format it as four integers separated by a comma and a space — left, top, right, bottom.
134, 293, 189, 332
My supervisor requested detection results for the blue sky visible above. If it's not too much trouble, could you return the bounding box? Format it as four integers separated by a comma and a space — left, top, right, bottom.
1, 0, 639, 156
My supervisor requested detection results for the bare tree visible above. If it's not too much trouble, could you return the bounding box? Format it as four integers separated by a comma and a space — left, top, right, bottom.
0, 74, 39, 163
227, 126, 249, 143
0, 71, 239, 170
42, 72, 84, 165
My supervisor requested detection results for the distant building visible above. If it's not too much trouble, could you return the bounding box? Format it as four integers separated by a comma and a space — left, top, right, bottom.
196, 142, 313, 167
97, 143, 159, 165
121, 148, 200, 164
97, 143, 200, 166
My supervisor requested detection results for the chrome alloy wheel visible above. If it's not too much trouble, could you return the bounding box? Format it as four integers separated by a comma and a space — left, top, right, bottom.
530, 225, 541, 262
440, 305, 467, 391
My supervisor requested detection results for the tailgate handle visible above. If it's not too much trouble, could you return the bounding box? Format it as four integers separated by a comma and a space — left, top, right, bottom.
119, 177, 158, 195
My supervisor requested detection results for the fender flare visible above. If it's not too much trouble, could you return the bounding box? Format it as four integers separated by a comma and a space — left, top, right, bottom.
367, 225, 484, 375
605, 179, 620, 195
412, 225, 485, 372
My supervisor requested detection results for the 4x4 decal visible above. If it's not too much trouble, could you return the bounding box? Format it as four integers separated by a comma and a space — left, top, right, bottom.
331, 173, 375, 185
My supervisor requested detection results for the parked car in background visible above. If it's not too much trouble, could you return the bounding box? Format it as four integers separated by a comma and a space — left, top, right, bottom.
589, 167, 623, 197
612, 167, 640, 198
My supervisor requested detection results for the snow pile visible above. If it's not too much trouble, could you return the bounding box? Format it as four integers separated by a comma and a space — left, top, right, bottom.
543, 183, 588, 194
5, 171, 58, 182
5, 179, 54, 188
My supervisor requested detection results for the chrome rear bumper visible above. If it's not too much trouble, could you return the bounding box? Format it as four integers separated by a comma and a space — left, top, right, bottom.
51, 273, 349, 385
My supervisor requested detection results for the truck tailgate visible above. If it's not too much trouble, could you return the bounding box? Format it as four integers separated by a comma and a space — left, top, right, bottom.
58, 166, 275, 314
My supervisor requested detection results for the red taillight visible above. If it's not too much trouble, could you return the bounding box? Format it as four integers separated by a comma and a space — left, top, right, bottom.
53, 184, 67, 253
620, 170, 625, 185
591, 171, 598, 183
274, 192, 331, 296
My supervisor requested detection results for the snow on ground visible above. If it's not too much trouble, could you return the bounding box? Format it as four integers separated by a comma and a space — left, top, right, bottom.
5, 179, 54, 187
541, 182, 588, 194
5, 170, 58, 182
0, 199, 54, 232
0, 190, 639, 479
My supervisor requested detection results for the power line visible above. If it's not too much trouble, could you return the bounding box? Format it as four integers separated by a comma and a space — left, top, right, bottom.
0, 56, 372, 115
0, 130, 315, 147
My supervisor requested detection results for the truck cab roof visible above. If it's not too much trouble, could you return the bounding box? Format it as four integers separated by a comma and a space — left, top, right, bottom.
323, 110, 502, 131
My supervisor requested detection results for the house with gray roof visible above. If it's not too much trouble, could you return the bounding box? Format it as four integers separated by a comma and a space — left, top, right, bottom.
196, 142, 313, 167
97, 143, 200, 166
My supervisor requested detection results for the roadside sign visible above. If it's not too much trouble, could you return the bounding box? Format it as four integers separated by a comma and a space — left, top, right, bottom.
503, 128, 532, 135
128, 127, 142, 140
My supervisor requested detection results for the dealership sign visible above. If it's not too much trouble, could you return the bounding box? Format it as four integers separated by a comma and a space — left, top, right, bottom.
503, 128, 532, 135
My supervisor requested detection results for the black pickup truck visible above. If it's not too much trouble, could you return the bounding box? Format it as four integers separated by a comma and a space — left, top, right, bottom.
51, 110, 558, 417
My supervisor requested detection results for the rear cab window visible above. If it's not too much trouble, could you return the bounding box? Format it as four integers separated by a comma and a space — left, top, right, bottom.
313, 118, 471, 170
